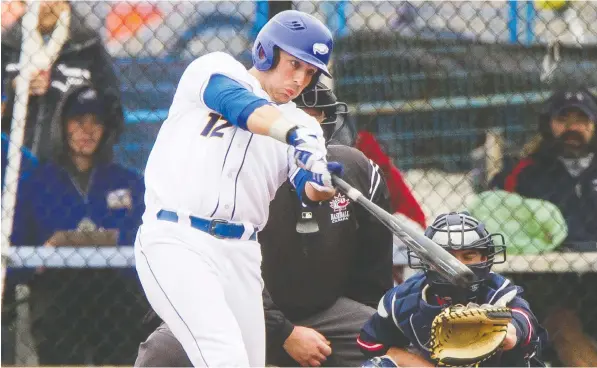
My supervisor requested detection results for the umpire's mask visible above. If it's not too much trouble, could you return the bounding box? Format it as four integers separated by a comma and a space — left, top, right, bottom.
294, 82, 350, 145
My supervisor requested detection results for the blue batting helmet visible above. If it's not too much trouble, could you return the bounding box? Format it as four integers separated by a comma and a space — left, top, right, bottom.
252, 10, 333, 77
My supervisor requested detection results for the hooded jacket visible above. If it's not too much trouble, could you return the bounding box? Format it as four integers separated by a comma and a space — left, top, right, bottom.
9, 82, 143, 248
1, 7, 123, 163
49, 82, 118, 164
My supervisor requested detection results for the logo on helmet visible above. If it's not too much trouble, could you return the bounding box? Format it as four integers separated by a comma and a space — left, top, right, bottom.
313, 43, 329, 55
79, 89, 98, 102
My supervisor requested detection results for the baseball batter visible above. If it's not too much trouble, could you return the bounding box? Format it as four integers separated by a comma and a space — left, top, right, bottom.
134, 10, 339, 367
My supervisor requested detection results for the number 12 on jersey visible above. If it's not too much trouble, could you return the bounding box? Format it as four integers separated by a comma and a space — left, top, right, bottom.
201, 113, 233, 138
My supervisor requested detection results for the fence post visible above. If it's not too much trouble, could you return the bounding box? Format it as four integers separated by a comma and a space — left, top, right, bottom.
525, 1, 536, 45
508, 0, 519, 44
268, 1, 292, 19
252, 1, 269, 38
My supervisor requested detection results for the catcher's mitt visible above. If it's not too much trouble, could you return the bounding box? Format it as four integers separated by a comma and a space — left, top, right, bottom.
429, 304, 512, 367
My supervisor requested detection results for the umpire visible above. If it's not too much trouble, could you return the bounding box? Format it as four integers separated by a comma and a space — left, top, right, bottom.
134, 83, 394, 367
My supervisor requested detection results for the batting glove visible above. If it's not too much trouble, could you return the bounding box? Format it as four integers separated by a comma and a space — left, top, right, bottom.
287, 126, 328, 172
307, 161, 344, 192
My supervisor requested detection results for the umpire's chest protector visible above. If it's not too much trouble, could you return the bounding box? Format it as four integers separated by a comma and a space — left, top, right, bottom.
261, 181, 361, 266
259, 180, 363, 313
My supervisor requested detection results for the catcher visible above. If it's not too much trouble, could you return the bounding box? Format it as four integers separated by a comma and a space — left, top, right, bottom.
358, 211, 547, 367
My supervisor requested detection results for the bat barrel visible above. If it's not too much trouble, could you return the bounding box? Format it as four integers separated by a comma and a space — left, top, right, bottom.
332, 175, 476, 287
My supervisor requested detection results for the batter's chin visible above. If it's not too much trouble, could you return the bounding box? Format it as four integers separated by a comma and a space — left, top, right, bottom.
273, 93, 292, 104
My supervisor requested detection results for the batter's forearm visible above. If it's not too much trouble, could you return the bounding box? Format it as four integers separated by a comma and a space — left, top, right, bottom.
386, 347, 434, 367
305, 183, 333, 202
247, 104, 297, 143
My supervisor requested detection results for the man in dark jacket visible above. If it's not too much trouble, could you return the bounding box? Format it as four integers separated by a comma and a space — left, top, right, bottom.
491, 88, 597, 250
134, 83, 394, 367
490, 87, 597, 366
1, 1, 123, 163
5, 84, 145, 366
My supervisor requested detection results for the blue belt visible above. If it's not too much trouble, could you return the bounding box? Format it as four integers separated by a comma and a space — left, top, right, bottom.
156, 210, 256, 241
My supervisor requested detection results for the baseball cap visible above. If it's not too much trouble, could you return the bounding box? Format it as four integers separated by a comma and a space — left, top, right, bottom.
63, 87, 105, 122
548, 89, 597, 122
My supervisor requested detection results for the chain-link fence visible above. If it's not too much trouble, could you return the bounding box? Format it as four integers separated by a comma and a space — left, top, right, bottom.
1, 1, 596, 366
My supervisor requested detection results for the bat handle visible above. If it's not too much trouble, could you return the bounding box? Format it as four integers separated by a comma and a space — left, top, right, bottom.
331, 174, 359, 200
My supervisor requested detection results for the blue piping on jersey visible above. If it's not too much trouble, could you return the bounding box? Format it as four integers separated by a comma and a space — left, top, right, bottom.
209, 127, 238, 218
230, 134, 254, 220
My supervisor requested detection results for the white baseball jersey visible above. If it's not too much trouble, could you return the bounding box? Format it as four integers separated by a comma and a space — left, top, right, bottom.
142, 52, 323, 230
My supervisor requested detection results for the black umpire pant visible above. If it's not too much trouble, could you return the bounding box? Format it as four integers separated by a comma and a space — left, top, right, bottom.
135, 297, 375, 367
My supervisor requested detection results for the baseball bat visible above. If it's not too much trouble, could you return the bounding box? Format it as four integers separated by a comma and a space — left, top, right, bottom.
331, 174, 476, 287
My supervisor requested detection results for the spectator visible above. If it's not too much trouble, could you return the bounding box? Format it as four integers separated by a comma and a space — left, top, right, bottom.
1, 0, 123, 163
491, 88, 597, 366
1, 132, 38, 190
1, 1, 25, 32
6, 85, 145, 366
542, 305, 597, 366
134, 82, 394, 368
491, 88, 596, 250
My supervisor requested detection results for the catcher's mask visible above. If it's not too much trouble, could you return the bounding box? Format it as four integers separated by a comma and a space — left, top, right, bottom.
293, 82, 349, 145
408, 212, 506, 294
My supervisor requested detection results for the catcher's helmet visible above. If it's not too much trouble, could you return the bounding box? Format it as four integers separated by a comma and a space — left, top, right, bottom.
293, 82, 350, 144
409, 212, 506, 291
252, 10, 333, 77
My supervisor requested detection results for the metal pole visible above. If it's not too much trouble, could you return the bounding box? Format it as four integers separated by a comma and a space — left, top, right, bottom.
1, 0, 41, 313
268, 1, 292, 19
508, 0, 519, 44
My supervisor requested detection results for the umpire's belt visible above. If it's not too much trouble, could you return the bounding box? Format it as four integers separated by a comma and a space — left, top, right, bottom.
156, 210, 257, 241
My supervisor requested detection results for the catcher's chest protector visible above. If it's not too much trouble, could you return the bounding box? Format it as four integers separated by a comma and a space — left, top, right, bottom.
394, 273, 519, 365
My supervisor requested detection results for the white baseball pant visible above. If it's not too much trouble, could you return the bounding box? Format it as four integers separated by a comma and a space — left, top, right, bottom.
134, 220, 265, 367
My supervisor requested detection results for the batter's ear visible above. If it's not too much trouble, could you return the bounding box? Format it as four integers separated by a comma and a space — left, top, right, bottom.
257, 45, 266, 60
270, 47, 281, 69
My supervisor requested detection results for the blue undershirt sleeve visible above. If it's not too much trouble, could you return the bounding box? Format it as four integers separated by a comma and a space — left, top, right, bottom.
203, 74, 270, 130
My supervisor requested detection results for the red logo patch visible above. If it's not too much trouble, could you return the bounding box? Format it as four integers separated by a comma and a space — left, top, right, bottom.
329, 193, 350, 212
